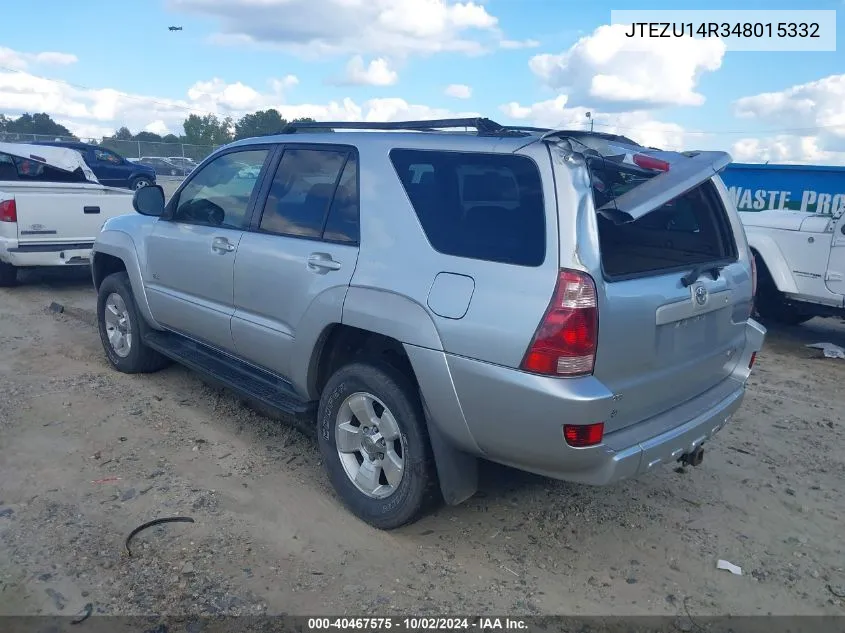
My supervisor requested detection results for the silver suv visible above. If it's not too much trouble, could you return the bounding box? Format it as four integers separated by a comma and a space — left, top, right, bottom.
91, 118, 765, 529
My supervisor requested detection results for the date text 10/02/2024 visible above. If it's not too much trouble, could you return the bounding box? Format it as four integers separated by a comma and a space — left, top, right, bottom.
307, 618, 528, 630
624, 22, 821, 39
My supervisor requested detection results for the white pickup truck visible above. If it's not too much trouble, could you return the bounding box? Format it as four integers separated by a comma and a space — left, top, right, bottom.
743, 208, 845, 324
0, 142, 135, 286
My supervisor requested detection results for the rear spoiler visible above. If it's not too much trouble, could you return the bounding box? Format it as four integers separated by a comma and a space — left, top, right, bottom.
541, 132, 731, 224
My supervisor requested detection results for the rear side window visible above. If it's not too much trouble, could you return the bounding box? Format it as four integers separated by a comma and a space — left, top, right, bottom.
0, 152, 87, 183
259, 148, 358, 242
389, 149, 545, 266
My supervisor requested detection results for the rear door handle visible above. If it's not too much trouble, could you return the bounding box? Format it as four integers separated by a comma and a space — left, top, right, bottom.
307, 253, 342, 272
84, 206, 100, 214
211, 237, 236, 254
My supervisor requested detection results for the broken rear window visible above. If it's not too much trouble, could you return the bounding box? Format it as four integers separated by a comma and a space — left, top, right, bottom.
590, 163, 738, 280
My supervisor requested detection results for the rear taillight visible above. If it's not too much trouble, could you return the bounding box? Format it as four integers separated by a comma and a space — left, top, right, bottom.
564, 422, 604, 447
0, 199, 16, 223
520, 269, 598, 377
633, 154, 670, 172
749, 352, 757, 369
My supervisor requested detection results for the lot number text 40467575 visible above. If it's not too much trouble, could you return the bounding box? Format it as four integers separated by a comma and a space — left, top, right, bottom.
307, 617, 528, 630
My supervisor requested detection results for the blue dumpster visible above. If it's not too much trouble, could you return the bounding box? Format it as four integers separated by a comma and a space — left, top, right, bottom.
720, 162, 845, 216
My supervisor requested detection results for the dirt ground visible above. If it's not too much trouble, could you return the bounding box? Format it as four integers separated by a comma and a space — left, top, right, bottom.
1, 268, 844, 620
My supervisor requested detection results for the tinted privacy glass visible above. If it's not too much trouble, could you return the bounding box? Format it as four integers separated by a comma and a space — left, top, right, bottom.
173, 149, 269, 229
259, 148, 356, 241
322, 157, 359, 244
390, 149, 545, 266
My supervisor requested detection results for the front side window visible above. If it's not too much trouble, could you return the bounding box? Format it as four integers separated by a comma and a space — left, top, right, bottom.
258, 148, 352, 239
94, 148, 122, 164
172, 149, 269, 229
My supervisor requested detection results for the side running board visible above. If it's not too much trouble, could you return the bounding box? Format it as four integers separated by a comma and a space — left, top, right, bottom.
143, 330, 317, 430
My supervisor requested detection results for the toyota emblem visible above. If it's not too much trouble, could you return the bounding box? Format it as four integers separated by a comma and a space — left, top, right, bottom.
694, 285, 708, 306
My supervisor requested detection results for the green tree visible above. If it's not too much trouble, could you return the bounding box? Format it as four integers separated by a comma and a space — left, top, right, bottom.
183, 114, 233, 146
0, 112, 74, 138
234, 108, 288, 140
113, 126, 133, 141
134, 131, 163, 142
162, 134, 181, 144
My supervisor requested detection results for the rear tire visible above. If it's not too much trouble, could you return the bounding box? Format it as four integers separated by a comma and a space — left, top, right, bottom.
754, 284, 813, 326
0, 261, 17, 287
317, 361, 438, 529
97, 271, 170, 373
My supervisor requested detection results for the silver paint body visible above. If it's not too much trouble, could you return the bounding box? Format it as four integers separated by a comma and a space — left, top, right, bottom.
92, 131, 766, 484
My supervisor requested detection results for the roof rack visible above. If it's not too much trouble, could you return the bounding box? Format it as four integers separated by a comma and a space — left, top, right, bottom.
279, 118, 644, 146
281, 117, 532, 137
540, 129, 640, 146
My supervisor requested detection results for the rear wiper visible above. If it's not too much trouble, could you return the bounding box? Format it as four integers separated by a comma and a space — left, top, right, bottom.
681, 263, 723, 287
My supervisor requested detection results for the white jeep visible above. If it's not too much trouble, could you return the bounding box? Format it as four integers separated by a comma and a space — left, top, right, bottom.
743, 208, 845, 324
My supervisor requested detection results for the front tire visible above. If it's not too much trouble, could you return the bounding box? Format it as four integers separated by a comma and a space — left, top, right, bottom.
0, 261, 17, 287
131, 176, 153, 190
317, 361, 438, 529
97, 272, 170, 373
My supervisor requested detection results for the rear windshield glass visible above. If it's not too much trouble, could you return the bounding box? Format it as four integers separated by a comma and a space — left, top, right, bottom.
389, 149, 546, 267
0, 152, 88, 183
590, 164, 737, 280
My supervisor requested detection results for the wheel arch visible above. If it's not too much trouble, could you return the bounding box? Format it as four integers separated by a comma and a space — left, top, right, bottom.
306, 289, 480, 506
746, 231, 799, 294
92, 231, 162, 329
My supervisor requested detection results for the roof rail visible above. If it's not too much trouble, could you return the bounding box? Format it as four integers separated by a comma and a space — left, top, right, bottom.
281, 117, 530, 137
540, 129, 641, 146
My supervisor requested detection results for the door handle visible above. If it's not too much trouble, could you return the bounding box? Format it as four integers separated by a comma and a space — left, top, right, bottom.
211, 237, 236, 254
83, 206, 100, 214
307, 253, 342, 272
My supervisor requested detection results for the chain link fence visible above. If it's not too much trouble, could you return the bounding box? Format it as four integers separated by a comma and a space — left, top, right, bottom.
0, 132, 217, 163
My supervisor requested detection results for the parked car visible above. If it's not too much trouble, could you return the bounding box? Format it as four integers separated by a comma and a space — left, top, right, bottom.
723, 163, 845, 324
233, 160, 261, 179
90, 118, 765, 529
0, 142, 134, 286
137, 156, 191, 177
34, 141, 156, 190
167, 156, 199, 172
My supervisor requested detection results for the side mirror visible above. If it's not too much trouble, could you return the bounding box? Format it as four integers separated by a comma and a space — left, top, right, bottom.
133, 184, 166, 217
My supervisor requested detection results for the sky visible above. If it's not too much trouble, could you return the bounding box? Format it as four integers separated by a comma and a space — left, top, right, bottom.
1, 0, 845, 164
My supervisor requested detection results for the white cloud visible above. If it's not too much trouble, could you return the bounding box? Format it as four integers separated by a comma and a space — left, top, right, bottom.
528, 24, 725, 110
338, 56, 398, 86
444, 83, 471, 99
0, 68, 473, 140
32, 52, 78, 66
144, 120, 171, 136
170, 0, 507, 58
732, 74, 845, 164
0, 46, 78, 70
500, 39, 540, 50
500, 95, 702, 151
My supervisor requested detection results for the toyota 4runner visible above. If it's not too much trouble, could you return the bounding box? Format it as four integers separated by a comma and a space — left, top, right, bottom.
90, 118, 765, 529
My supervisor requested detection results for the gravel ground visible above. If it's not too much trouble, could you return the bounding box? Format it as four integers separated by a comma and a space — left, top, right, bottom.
0, 268, 844, 619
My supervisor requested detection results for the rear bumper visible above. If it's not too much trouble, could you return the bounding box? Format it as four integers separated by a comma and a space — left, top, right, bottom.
0, 238, 94, 267
427, 318, 765, 485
